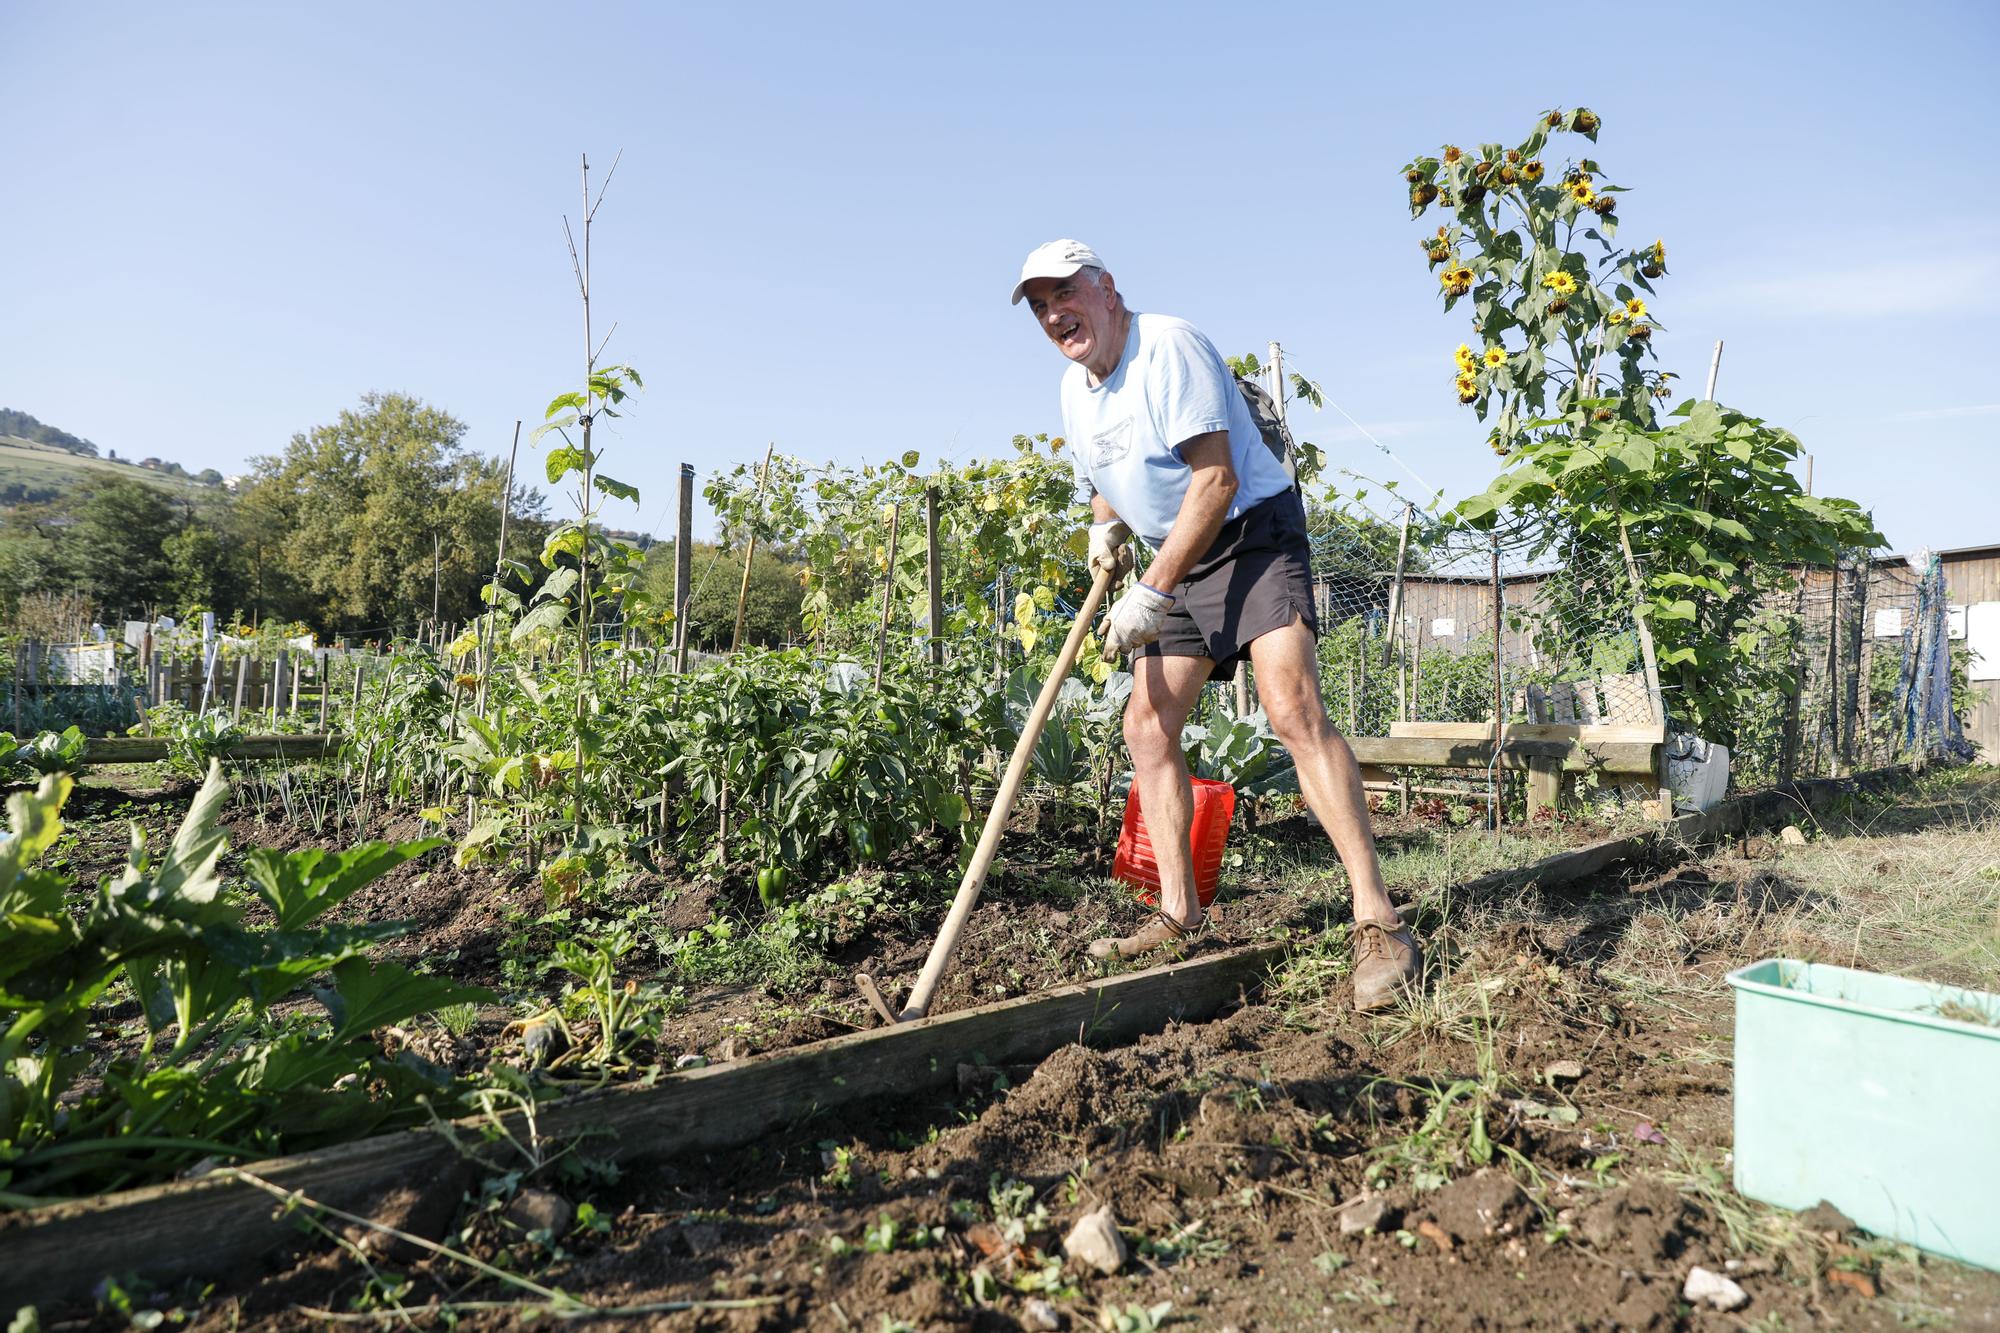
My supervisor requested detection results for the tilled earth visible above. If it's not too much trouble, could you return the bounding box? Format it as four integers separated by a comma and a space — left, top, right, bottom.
29, 777, 2000, 1329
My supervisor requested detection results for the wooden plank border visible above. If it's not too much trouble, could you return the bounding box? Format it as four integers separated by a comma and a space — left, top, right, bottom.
81, 734, 341, 764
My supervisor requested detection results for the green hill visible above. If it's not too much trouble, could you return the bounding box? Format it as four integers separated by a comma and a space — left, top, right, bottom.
0, 435, 217, 506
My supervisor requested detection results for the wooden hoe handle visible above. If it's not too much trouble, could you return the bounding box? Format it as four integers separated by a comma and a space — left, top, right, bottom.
879, 565, 1118, 1022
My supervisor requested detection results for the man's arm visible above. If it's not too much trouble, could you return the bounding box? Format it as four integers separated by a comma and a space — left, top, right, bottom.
1139, 432, 1237, 592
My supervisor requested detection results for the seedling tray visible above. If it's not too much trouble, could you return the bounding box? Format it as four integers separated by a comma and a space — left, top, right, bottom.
1728, 958, 2000, 1271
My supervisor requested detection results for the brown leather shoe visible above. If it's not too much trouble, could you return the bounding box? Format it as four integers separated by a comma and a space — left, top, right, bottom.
1088, 911, 1202, 963
1352, 919, 1422, 1012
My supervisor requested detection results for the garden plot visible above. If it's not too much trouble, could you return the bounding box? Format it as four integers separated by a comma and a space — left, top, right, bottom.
25, 768, 2000, 1330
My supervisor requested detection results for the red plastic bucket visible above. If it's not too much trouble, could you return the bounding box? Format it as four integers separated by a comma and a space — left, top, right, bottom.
1112, 777, 1236, 909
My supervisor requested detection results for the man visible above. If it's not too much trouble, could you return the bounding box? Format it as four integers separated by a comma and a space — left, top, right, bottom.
1011, 239, 1421, 1012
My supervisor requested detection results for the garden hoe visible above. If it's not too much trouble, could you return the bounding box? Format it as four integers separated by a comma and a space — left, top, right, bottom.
856, 563, 1117, 1025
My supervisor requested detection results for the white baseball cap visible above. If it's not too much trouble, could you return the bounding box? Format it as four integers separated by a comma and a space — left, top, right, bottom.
1010, 239, 1104, 305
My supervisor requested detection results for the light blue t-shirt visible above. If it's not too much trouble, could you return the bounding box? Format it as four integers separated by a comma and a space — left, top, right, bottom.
1059, 311, 1294, 547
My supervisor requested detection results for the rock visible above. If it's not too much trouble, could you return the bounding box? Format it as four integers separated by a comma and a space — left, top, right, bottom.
505, 1188, 574, 1240
1414, 1218, 1455, 1252
674, 1053, 708, 1070
1826, 1266, 1878, 1299
716, 1036, 745, 1062
1062, 1205, 1127, 1275
1683, 1265, 1749, 1312
1739, 835, 1777, 861
1430, 1169, 1532, 1242
1542, 1059, 1585, 1085
1779, 825, 1807, 846
1337, 1193, 1398, 1235
1021, 1296, 1063, 1330
1796, 1199, 1856, 1236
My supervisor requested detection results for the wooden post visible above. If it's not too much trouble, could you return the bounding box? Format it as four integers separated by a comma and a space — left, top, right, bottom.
1614, 517, 1672, 817
1779, 572, 1807, 783
994, 569, 1008, 692
730, 444, 775, 654
1842, 556, 1866, 771
289, 655, 303, 717
874, 501, 902, 688
270, 651, 287, 727
925, 484, 943, 669
1410, 619, 1424, 722
1491, 538, 1506, 830
232, 655, 248, 721
674, 462, 694, 673
317, 652, 330, 731
1383, 504, 1412, 669
1356, 640, 1367, 735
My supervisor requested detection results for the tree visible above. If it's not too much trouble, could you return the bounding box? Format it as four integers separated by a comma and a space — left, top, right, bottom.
240, 393, 547, 634
69, 477, 178, 617
640, 540, 804, 649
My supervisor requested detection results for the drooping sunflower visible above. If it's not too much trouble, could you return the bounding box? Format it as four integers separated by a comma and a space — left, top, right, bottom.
1483, 345, 1507, 369
1443, 145, 1463, 164
1523, 160, 1545, 181
1541, 271, 1578, 296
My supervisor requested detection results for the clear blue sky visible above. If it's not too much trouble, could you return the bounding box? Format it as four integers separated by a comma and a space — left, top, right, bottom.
3, 1, 1995, 554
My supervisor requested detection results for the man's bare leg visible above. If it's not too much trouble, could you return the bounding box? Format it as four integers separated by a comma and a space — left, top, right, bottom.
1249, 619, 1420, 1009
1089, 653, 1213, 958
1248, 620, 1396, 920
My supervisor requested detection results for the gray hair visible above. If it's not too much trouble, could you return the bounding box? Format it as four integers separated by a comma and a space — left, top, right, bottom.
1074, 265, 1124, 307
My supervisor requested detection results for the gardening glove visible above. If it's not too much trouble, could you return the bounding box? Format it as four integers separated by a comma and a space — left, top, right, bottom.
1087, 519, 1133, 582
1102, 581, 1176, 658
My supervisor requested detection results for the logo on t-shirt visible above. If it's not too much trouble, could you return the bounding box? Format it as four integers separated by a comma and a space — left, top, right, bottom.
1090, 418, 1133, 470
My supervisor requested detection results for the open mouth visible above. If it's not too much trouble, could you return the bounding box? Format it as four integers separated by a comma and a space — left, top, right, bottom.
1057, 320, 1082, 345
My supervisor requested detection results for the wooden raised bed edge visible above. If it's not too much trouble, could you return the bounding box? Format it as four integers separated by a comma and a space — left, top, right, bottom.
0, 763, 1913, 1309
81, 735, 341, 764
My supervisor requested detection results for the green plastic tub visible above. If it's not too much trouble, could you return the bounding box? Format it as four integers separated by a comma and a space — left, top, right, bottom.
1728, 958, 2000, 1271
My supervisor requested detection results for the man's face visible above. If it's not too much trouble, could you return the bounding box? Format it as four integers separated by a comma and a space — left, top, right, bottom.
1022, 270, 1119, 369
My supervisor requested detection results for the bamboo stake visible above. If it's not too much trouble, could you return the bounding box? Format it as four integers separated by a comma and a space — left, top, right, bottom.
731, 444, 775, 654
926, 485, 943, 669
1383, 503, 1412, 668
874, 501, 901, 688
674, 462, 694, 673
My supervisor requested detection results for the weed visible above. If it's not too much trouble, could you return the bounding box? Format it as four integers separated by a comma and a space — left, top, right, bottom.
1098, 1302, 1173, 1333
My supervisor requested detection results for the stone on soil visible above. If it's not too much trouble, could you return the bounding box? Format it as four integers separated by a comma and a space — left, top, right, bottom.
1062, 1205, 1127, 1275
1542, 1059, 1585, 1084
1779, 824, 1807, 846
1021, 1296, 1063, 1330
1337, 1193, 1398, 1235
1683, 1265, 1749, 1311
506, 1188, 575, 1240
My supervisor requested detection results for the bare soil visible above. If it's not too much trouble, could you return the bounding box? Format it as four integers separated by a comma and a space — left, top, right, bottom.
31, 773, 2000, 1330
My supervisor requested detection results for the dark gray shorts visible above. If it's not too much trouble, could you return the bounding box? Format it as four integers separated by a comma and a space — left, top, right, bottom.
1138, 489, 1319, 682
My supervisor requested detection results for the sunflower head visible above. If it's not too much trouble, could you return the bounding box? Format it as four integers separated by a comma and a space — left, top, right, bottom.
1523, 160, 1545, 181
1624, 298, 1647, 319
1591, 194, 1617, 215
1505, 148, 1521, 164
1574, 109, 1600, 134
1641, 264, 1664, 279
1569, 181, 1596, 205
1405, 169, 1424, 183
1593, 407, 1615, 423
1455, 343, 1477, 370
1547, 298, 1569, 316
1482, 345, 1507, 369
1541, 271, 1578, 296
1547, 110, 1565, 128
1650, 239, 1666, 264
1627, 324, 1653, 342
1443, 145, 1462, 164
1412, 184, 1439, 208
1608, 308, 1628, 326
1499, 166, 1518, 185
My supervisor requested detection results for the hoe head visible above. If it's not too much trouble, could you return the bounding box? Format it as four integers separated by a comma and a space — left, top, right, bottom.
854, 972, 915, 1025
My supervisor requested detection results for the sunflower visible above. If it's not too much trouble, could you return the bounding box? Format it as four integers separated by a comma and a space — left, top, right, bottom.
1591, 194, 1617, 215
1624, 298, 1647, 320
1608, 308, 1628, 326
1568, 180, 1596, 205
1440, 265, 1474, 296
1455, 373, 1479, 404
1455, 343, 1477, 371
1541, 271, 1577, 296
1649, 239, 1666, 265
1523, 160, 1545, 181
1443, 145, 1463, 164
1482, 345, 1507, 369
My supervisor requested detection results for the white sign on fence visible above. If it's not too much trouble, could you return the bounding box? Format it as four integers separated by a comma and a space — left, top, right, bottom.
1967, 602, 2000, 683
1430, 618, 1456, 638
1948, 605, 1968, 640
1874, 608, 1904, 638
